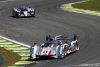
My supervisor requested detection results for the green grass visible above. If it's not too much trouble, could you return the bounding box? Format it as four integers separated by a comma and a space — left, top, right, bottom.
0, 47, 21, 67
72, 0, 100, 12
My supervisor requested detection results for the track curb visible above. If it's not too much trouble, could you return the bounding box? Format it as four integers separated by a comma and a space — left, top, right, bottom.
0, 35, 36, 67
60, 0, 100, 16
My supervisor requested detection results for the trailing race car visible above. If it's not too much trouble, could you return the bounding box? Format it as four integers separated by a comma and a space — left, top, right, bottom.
29, 34, 79, 59
12, 6, 35, 18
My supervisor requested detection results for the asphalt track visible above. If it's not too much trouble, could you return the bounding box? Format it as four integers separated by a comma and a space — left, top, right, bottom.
0, 0, 100, 67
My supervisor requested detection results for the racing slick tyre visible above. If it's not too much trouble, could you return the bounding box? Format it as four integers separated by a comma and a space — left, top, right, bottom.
16, 14, 21, 18
15, 12, 21, 18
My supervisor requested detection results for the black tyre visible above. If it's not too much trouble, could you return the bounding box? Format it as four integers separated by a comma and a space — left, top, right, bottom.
16, 12, 21, 18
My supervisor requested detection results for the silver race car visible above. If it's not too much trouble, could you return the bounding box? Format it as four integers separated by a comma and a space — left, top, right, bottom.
12, 6, 35, 18
29, 34, 79, 59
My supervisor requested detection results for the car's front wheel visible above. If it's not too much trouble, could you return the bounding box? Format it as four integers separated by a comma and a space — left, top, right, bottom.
16, 12, 21, 18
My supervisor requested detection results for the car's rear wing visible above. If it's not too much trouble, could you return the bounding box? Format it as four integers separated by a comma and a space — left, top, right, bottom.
55, 34, 78, 40
46, 34, 78, 41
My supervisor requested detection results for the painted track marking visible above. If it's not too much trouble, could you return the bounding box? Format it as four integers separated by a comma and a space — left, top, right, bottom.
60, 0, 100, 16
0, 0, 16, 2
0, 35, 36, 67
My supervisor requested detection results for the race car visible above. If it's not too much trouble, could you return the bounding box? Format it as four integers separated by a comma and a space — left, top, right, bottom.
29, 34, 79, 59
12, 6, 35, 18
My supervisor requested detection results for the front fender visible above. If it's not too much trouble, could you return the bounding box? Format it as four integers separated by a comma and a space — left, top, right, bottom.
30, 45, 40, 59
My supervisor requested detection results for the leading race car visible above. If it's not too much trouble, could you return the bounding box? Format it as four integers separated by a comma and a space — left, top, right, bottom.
29, 34, 79, 59
12, 6, 35, 18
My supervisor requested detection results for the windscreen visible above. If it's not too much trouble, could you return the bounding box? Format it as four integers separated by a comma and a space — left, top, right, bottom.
43, 40, 60, 47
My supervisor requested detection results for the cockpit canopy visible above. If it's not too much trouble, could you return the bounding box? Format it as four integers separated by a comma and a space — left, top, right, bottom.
43, 40, 61, 47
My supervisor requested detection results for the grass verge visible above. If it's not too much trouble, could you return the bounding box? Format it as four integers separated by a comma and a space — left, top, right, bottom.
0, 47, 21, 67
72, 0, 100, 12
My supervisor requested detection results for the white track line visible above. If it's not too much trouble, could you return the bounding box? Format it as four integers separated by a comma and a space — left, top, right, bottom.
0, 0, 16, 2
0, 35, 30, 48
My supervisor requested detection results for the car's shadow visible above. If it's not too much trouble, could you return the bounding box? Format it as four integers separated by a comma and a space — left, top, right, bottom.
26, 56, 57, 61
11, 16, 35, 18
26, 51, 78, 61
